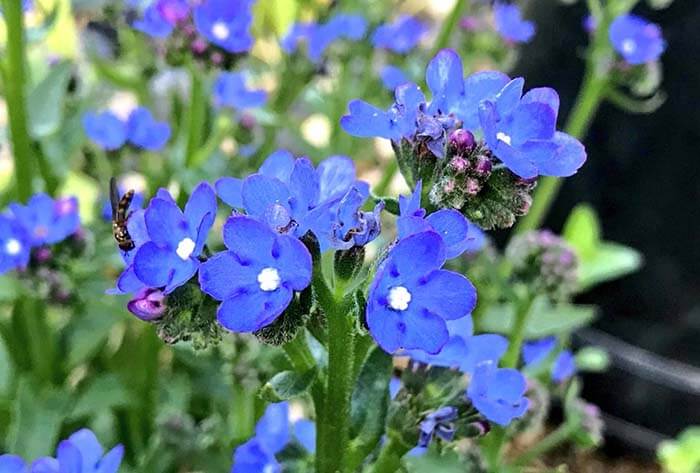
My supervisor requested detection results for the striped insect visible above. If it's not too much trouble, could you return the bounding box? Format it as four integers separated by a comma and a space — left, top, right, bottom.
110, 177, 136, 252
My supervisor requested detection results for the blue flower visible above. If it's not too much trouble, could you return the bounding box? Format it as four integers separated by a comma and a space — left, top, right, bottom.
29, 428, 124, 473
0, 215, 30, 275
380, 65, 410, 91
467, 361, 529, 426
292, 420, 316, 453
418, 406, 458, 448
281, 14, 367, 63
609, 14, 665, 65
327, 187, 383, 249
371, 15, 428, 54
479, 79, 587, 179
108, 208, 150, 295
155, 0, 190, 25
199, 215, 312, 332
133, 183, 216, 294
231, 402, 291, 473
389, 377, 402, 399
493, 2, 535, 43
101, 185, 144, 221
133, 3, 174, 38
0, 454, 26, 473
366, 231, 477, 354
552, 350, 576, 383
522, 336, 557, 366
213, 72, 267, 109
126, 107, 171, 151
193, 0, 255, 53
82, 111, 127, 150
9, 194, 80, 247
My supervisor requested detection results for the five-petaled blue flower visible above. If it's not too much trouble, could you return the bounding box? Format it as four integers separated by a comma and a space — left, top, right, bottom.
372, 15, 428, 54
9, 193, 80, 247
133, 183, 216, 294
282, 14, 367, 63
0, 215, 30, 275
83, 111, 127, 150
199, 215, 312, 332
213, 72, 267, 109
366, 231, 477, 354
493, 2, 535, 44
126, 106, 172, 151
609, 14, 665, 65
193, 0, 255, 53
467, 361, 529, 426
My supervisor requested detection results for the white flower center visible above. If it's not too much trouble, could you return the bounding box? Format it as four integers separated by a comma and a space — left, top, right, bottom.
387, 286, 412, 311
262, 465, 276, 473
5, 238, 21, 256
621, 39, 637, 54
175, 237, 196, 260
257, 267, 281, 292
496, 132, 512, 146
211, 21, 230, 40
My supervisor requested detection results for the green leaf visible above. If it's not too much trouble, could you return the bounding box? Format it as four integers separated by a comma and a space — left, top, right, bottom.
67, 303, 122, 369
259, 369, 317, 402
0, 275, 21, 302
562, 204, 600, 260
350, 346, 392, 438
478, 298, 597, 338
575, 346, 611, 372
69, 374, 135, 420
658, 427, 700, 473
404, 447, 478, 473
577, 242, 643, 291
27, 60, 72, 139
25, 3, 60, 43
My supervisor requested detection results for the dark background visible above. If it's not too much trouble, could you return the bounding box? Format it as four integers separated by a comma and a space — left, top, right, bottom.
513, 0, 700, 457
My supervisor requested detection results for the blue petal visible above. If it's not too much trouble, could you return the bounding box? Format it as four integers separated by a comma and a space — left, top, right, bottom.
133, 4, 173, 38
126, 106, 171, 151
495, 141, 539, 179
388, 231, 446, 278
522, 337, 556, 366
67, 428, 103, 471
456, 71, 510, 130
413, 270, 476, 320
494, 3, 535, 43
199, 251, 259, 301
113, 265, 146, 294
340, 100, 396, 140
144, 198, 187, 248
509, 103, 556, 145
380, 65, 410, 91
28, 458, 58, 473
460, 334, 508, 373
56, 440, 82, 473
82, 111, 127, 150
288, 157, 320, 215
0, 454, 26, 473
396, 216, 431, 241
223, 216, 277, 265
425, 209, 470, 258
231, 438, 280, 473
426, 49, 464, 114
255, 402, 290, 454
184, 182, 217, 248
293, 420, 316, 453
217, 286, 293, 332
271, 234, 312, 291
133, 242, 197, 293
521, 87, 560, 120
241, 175, 291, 218
259, 150, 295, 182
552, 350, 576, 383
495, 78, 525, 117
488, 368, 528, 402
216, 177, 244, 208
445, 315, 474, 338
316, 155, 356, 203
366, 302, 448, 354
95, 445, 124, 473
535, 132, 586, 177
398, 180, 424, 217
213, 72, 267, 109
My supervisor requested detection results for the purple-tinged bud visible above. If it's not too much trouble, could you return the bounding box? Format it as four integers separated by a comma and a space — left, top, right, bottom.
182, 23, 197, 38
210, 51, 224, 66
191, 38, 208, 54
157, 0, 190, 25
128, 288, 167, 321
464, 177, 481, 196
517, 193, 532, 215
240, 113, 256, 130
33, 247, 52, 264
449, 129, 475, 154
468, 420, 490, 437
443, 178, 456, 194
450, 156, 469, 173
473, 155, 492, 177
459, 16, 482, 32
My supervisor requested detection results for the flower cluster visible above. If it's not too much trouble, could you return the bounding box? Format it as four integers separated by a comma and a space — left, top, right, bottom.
372, 15, 428, 54
213, 72, 267, 110
493, 2, 535, 44
609, 14, 665, 65
0, 428, 123, 473
523, 337, 577, 383
83, 107, 171, 151
282, 13, 368, 63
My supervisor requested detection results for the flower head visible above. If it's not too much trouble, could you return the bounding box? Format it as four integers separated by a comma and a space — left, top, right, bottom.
199, 216, 312, 332
82, 111, 127, 150
193, 0, 255, 53
132, 183, 216, 294
380, 65, 410, 91
133, 3, 174, 38
372, 15, 428, 54
0, 215, 30, 274
213, 72, 267, 109
29, 428, 124, 473
493, 2, 535, 43
0, 454, 25, 473
9, 193, 80, 247
282, 13, 367, 63
366, 231, 476, 354
609, 14, 665, 65
418, 406, 458, 448
467, 361, 529, 426
126, 107, 171, 151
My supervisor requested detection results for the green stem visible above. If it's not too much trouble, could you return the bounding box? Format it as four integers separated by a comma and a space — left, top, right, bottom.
374, 160, 398, 197
512, 421, 578, 467
430, 0, 468, 58
184, 66, 207, 169
482, 427, 507, 471
282, 331, 325, 414
190, 115, 233, 167
501, 294, 535, 369
370, 436, 411, 473
2, 0, 35, 201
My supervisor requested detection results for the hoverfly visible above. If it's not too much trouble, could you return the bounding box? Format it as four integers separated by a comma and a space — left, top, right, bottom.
110, 177, 136, 252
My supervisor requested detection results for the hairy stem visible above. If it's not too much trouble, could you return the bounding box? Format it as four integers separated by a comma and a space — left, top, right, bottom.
512, 421, 578, 467
369, 436, 411, 473
184, 66, 207, 169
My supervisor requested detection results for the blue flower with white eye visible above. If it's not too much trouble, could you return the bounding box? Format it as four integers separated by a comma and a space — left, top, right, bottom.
126, 107, 171, 151
132, 3, 173, 38
493, 2, 535, 44
418, 406, 458, 448
133, 183, 216, 294
193, 0, 255, 53
372, 15, 428, 54
27, 428, 124, 473
213, 72, 267, 109
366, 231, 477, 354
479, 79, 587, 179
82, 111, 127, 150
9, 194, 80, 247
380, 65, 410, 91
0, 215, 30, 275
467, 361, 529, 426
609, 14, 665, 65
281, 14, 367, 63
199, 215, 312, 332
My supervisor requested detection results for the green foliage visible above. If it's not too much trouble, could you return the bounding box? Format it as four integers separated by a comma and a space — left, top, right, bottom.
658, 427, 700, 473
259, 369, 317, 402
27, 60, 73, 139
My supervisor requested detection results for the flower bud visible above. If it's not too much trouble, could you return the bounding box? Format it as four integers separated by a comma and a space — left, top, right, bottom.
473, 155, 492, 177
128, 287, 167, 321
448, 129, 475, 154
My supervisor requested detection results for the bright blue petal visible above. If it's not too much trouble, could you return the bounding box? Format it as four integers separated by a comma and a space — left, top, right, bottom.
413, 270, 476, 320
426, 209, 470, 258
56, 440, 82, 473
293, 420, 316, 453
459, 334, 508, 374
0, 454, 26, 473
456, 71, 510, 130
184, 182, 217, 247
231, 438, 280, 473
199, 251, 260, 301
495, 78, 525, 117
214, 72, 267, 109
509, 103, 556, 145
521, 87, 560, 121
398, 180, 424, 217
259, 150, 295, 182
217, 285, 293, 332
82, 111, 127, 150
388, 231, 446, 278
552, 350, 576, 383
255, 402, 290, 454
426, 49, 464, 114
95, 445, 124, 473
216, 177, 244, 208
536, 132, 586, 177
372, 15, 427, 54
67, 428, 103, 471
222, 216, 277, 265
241, 175, 291, 218
340, 100, 397, 140
494, 3, 535, 43
144, 198, 187, 247
396, 216, 431, 241
126, 107, 171, 151
316, 155, 356, 203
30, 457, 59, 473
271, 234, 312, 291
522, 337, 556, 366
288, 157, 320, 216
133, 4, 173, 38
380, 65, 410, 91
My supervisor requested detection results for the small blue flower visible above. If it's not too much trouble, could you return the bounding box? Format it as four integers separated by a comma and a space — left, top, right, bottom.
522, 336, 557, 366
292, 420, 316, 453
231, 402, 293, 473
30, 428, 124, 473
372, 15, 428, 54
328, 187, 383, 249
467, 361, 529, 426
9, 194, 80, 247
231, 438, 280, 473
199, 216, 312, 332
366, 231, 477, 354
133, 3, 173, 38
609, 14, 665, 65
493, 2, 535, 44
126, 107, 171, 151
0, 454, 25, 473
0, 215, 30, 275
133, 183, 216, 294
281, 14, 367, 63
418, 406, 458, 448
552, 350, 576, 383
193, 0, 255, 53
82, 111, 127, 150
213, 72, 267, 109
280, 22, 315, 54
380, 65, 410, 91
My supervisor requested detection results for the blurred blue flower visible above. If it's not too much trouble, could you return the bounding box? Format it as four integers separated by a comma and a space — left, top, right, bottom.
133, 3, 173, 38
193, 0, 255, 53
552, 350, 576, 383
133, 183, 216, 294
292, 420, 316, 453
467, 361, 529, 426
29, 428, 124, 473
126, 107, 171, 151
231, 438, 280, 473
0, 215, 30, 275
366, 231, 477, 354
199, 215, 312, 332
372, 15, 428, 54
231, 402, 291, 473
493, 2, 535, 43
213, 72, 267, 109
380, 65, 410, 91
418, 406, 458, 448
156, 0, 190, 25
609, 14, 665, 65
522, 336, 557, 366
282, 13, 367, 63
82, 111, 127, 150
9, 194, 80, 247
0, 454, 25, 473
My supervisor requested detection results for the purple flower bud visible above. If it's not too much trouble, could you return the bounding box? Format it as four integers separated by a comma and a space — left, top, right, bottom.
191, 38, 208, 54
474, 155, 492, 177
517, 193, 532, 215
459, 16, 482, 32
210, 51, 224, 66
157, 0, 190, 26
33, 247, 52, 264
240, 113, 257, 130
128, 288, 166, 321
450, 156, 469, 173
449, 129, 475, 154
464, 177, 481, 196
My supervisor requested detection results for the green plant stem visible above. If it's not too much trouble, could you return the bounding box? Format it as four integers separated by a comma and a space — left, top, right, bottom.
184, 66, 207, 169
2, 0, 35, 201
482, 426, 508, 471
512, 421, 578, 467
374, 160, 398, 197
369, 436, 411, 473
430, 0, 468, 58
501, 295, 536, 369
283, 331, 325, 414
190, 115, 234, 167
